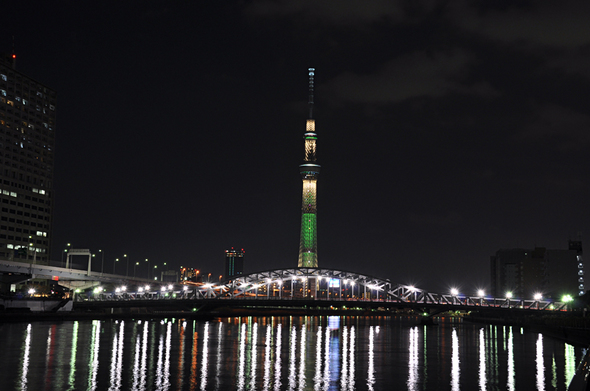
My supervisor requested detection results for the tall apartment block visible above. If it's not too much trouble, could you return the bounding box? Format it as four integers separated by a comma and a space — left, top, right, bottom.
490, 240, 585, 299
224, 248, 244, 279
0, 54, 56, 265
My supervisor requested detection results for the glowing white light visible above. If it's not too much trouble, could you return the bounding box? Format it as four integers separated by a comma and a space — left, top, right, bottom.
477, 289, 485, 297
138, 287, 144, 293
450, 288, 459, 296
183, 285, 188, 291
145, 285, 150, 292
506, 291, 513, 299
534, 293, 542, 301
161, 286, 166, 292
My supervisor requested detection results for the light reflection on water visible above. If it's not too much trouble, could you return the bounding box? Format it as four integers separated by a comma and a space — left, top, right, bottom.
0, 316, 584, 390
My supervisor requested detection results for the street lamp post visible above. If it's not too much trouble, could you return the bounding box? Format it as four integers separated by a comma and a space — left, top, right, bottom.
124, 254, 129, 277
62, 243, 71, 268
145, 259, 150, 279
134, 262, 139, 278
114, 258, 119, 274
154, 265, 158, 280
99, 249, 104, 275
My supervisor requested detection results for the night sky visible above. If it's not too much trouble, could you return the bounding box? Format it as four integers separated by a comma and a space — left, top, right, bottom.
3, 1, 590, 293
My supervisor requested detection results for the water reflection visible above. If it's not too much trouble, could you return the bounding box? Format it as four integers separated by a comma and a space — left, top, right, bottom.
1, 316, 585, 390
20, 323, 31, 390
274, 322, 282, 391
200, 322, 209, 391
88, 320, 100, 391
478, 327, 485, 391
507, 326, 515, 391
408, 326, 419, 391
451, 328, 460, 391
536, 333, 545, 391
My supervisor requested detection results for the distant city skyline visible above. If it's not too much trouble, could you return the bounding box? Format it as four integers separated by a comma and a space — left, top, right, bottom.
2, 2, 590, 292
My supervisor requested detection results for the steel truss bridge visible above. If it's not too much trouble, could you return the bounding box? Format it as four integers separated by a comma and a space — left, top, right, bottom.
75, 267, 568, 313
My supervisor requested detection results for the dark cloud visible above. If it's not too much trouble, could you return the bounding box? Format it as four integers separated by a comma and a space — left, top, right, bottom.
515, 104, 590, 151
451, 1, 590, 48
322, 49, 491, 104
245, 0, 406, 24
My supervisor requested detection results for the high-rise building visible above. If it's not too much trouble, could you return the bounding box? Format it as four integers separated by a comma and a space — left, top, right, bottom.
224, 248, 244, 279
298, 68, 320, 268
490, 240, 585, 299
0, 53, 56, 265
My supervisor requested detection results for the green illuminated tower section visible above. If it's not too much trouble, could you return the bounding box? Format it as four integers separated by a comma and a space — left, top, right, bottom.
298, 68, 320, 268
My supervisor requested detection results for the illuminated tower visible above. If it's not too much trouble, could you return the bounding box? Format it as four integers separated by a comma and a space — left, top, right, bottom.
298, 68, 320, 267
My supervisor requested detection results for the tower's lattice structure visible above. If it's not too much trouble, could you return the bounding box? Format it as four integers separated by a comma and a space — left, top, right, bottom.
298, 68, 320, 267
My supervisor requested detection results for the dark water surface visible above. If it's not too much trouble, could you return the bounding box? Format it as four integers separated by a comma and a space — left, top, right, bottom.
0, 316, 583, 390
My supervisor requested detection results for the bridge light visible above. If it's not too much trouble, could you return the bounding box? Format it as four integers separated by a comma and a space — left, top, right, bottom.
450, 288, 459, 296
121, 286, 127, 291
277, 279, 283, 285
183, 285, 188, 291
161, 286, 166, 292
28, 288, 35, 295
506, 291, 513, 299
562, 294, 574, 303
115, 287, 120, 293
145, 285, 150, 292
534, 293, 542, 301
408, 285, 416, 292
138, 287, 144, 292
168, 284, 173, 290
477, 289, 485, 298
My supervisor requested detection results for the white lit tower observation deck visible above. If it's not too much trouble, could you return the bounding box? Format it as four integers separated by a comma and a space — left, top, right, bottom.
298, 68, 320, 267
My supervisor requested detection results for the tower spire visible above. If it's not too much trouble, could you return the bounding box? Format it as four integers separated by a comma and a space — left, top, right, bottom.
298, 68, 320, 268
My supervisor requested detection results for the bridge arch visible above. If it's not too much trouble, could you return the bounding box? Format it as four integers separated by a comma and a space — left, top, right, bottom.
219, 267, 417, 301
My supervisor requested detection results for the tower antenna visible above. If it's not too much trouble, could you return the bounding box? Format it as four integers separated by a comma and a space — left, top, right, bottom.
308, 67, 315, 119
11, 35, 16, 69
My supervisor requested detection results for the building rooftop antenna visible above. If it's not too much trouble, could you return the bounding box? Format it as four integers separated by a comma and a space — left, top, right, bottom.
308, 67, 315, 119
11, 35, 16, 69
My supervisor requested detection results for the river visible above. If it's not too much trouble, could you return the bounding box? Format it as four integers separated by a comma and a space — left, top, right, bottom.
0, 315, 584, 390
